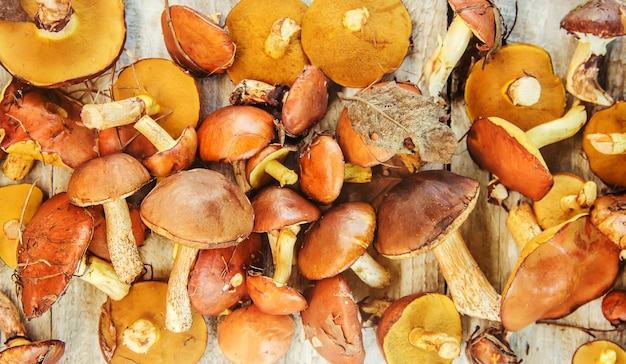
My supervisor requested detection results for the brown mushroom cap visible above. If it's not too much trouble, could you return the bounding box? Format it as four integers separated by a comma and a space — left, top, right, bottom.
589, 192, 626, 250
299, 134, 345, 205
0, 0, 125, 87
448, 0, 498, 50
251, 185, 321, 233
298, 201, 376, 280
140, 168, 254, 249
225, 0, 309, 86
301, 275, 365, 364
464, 43, 566, 131
571, 340, 626, 364
500, 214, 620, 332
217, 304, 296, 364
98, 281, 207, 363
300, 0, 412, 87
281, 64, 328, 136
245, 274, 308, 315
560, 0, 626, 38
142, 125, 198, 177
467, 116, 553, 201
17, 192, 94, 319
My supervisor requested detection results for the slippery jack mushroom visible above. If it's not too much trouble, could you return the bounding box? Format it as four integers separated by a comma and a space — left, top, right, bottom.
298, 134, 348, 206
601, 290, 626, 330
571, 340, 626, 364
560, 0, 626, 106
0, 289, 64, 364
245, 144, 299, 191
421, 0, 501, 98
589, 191, 626, 260
245, 274, 308, 316
377, 293, 463, 364
374, 169, 501, 321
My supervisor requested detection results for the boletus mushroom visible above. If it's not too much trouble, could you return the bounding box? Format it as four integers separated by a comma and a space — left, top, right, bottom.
571, 340, 626, 364
98, 281, 207, 363
0, 289, 64, 363
377, 293, 463, 363
0, 0, 126, 87
245, 274, 308, 316
602, 290, 626, 330
589, 191, 626, 259
374, 169, 501, 321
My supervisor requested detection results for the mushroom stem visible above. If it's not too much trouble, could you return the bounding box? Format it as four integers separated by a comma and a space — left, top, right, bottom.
122, 318, 160, 354
506, 75, 541, 106
561, 181, 597, 210
344, 163, 372, 183
103, 198, 143, 285
408, 327, 461, 360
431, 230, 501, 321
268, 225, 300, 285
0, 290, 29, 343
75, 254, 131, 301
264, 17, 301, 59
2, 153, 35, 181
343, 7, 369, 32
421, 14, 474, 98
505, 201, 542, 251
134, 115, 177, 151
349, 251, 391, 288
524, 102, 587, 149
35, 0, 72, 32
263, 159, 298, 187
166, 244, 199, 333
565, 36, 615, 106
595, 349, 618, 364
80, 95, 160, 130
586, 133, 626, 155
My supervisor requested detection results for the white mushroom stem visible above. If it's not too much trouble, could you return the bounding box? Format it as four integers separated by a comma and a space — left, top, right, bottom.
586, 132, 626, 155
421, 14, 473, 98
134, 115, 177, 151
122, 318, 160, 354
524, 101, 587, 149
103, 198, 143, 285
432, 230, 501, 321
565, 33, 615, 106
506, 201, 542, 251
80, 95, 160, 130
349, 251, 392, 289
264, 17, 301, 59
166, 244, 198, 333
35, 0, 72, 30
507, 75, 541, 106
408, 327, 461, 360
75, 254, 130, 301
561, 181, 597, 210
267, 225, 301, 285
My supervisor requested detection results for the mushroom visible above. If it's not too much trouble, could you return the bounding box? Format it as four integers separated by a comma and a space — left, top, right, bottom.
582, 101, 626, 188
377, 293, 463, 363
98, 281, 207, 363
0, 289, 64, 363
87, 203, 146, 263
187, 233, 263, 316
572, 340, 626, 364
500, 214, 620, 332
66, 153, 151, 285
298, 201, 392, 289
300, 274, 365, 364
217, 304, 296, 364
280, 64, 328, 137
601, 290, 626, 330
560, 0, 626, 106
224, 0, 308, 86
374, 169, 501, 321
0, 183, 43, 269
245, 144, 299, 190
17, 192, 130, 319
300, 0, 412, 87
298, 134, 346, 205
421, 0, 501, 98
0, 0, 125, 87
251, 185, 321, 285
589, 191, 626, 259
161, 3, 236, 77
140, 168, 254, 333
245, 274, 308, 315
467, 102, 587, 201
505, 201, 543, 251
464, 43, 566, 131
465, 325, 519, 364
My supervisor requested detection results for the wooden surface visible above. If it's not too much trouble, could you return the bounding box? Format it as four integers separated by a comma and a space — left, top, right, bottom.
1, 0, 625, 363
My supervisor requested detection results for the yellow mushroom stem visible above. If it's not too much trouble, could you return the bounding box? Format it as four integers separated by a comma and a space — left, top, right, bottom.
121, 318, 160, 354
408, 327, 461, 360
80, 95, 160, 130
560, 181, 597, 211
596, 349, 617, 364
166, 244, 199, 332
349, 250, 391, 289
264, 17, 301, 59
343, 7, 369, 32
75, 254, 131, 301
566, 33, 615, 106
267, 225, 300, 285
134, 115, 177, 151
524, 101, 587, 149
344, 163, 372, 183
586, 133, 626, 155
263, 159, 299, 187
506, 75, 542, 107
421, 14, 474, 98
506, 201, 542, 251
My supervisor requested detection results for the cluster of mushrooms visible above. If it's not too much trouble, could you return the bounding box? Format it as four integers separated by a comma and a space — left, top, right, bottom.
1, 0, 626, 363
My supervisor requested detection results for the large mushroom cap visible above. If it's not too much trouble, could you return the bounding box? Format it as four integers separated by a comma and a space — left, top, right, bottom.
251, 185, 321, 233
66, 153, 151, 207
560, 0, 626, 38
140, 168, 254, 249
374, 169, 479, 258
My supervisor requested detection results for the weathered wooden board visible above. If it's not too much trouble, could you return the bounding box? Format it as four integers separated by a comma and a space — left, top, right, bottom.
0, 0, 625, 363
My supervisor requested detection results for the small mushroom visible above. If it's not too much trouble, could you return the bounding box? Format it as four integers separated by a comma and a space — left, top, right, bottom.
66, 153, 151, 285
298, 134, 346, 205
0, 183, 43, 269
560, 0, 626, 106
377, 293, 462, 363
281, 64, 328, 137
0, 0, 125, 87
374, 170, 501, 321
301, 275, 365, 364
300, 0, 412, 87
0, 289, 64, 363
217, 304, 296, 364
298, 201, 392, 289
245, 274, 308, 315
500, 214, 620, 332
140, 168, 254, 333
245, 144, 299, 190
98, 281, 207, 363
465, 325, 519, 364
572, 340, 626, 364
589, 191, 626, 259
601, 290, 626, 330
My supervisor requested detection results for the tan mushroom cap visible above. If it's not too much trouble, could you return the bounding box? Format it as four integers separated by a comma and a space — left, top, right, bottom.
301, 275, 365, 364
98, 281, 207, 363
448, 0, 498, 50
66, 153, 150, 206
140, 168, 254, 249
560, 0, 626, 38
590, 192, 626, 250
251, 185, 321, 233
501, 214, 620, 332
572, 340, 626, 364
301, 0, 412, 87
